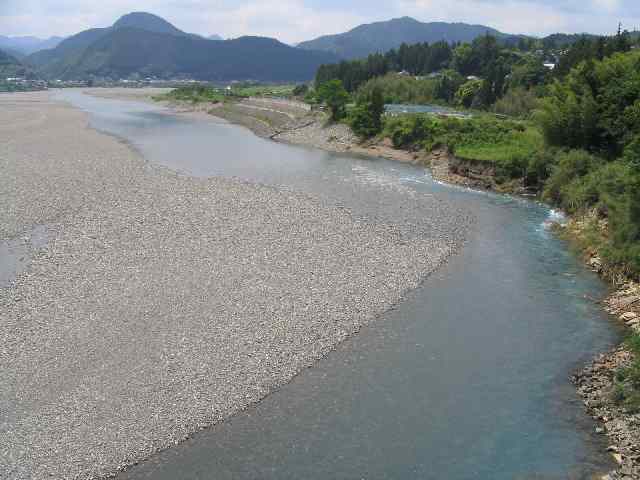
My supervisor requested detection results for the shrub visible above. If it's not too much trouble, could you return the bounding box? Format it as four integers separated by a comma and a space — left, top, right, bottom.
542, 150, 600, 206
350, 86, 385, 138
493, 87, 540, 118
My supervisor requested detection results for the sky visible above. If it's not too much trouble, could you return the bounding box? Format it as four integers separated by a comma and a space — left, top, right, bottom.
1, 0, 639, 43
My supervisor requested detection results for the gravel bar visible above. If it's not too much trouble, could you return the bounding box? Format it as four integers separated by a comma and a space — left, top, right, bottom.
0, 91, 467, 479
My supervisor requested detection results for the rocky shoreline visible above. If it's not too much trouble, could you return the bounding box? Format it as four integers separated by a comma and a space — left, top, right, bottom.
573, 281, 640, 480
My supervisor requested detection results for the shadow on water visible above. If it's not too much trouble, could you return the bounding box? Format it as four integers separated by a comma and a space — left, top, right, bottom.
54, 90, 623, 479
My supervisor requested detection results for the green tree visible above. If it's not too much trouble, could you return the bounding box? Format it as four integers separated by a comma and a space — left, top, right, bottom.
293, 84, 309, 96
452, 44, 475, 76
454, 79, 482, 108
433, 70, 464, 103
317, 80, 350, 121
350, 86, 385, 137
536, 50, 640, 156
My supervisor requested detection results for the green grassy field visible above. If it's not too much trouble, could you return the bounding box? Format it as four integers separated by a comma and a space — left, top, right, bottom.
156, 84, 297, 103
454, 123, 543, 164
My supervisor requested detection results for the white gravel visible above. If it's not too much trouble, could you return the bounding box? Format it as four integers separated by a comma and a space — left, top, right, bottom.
0, 91, 466, 480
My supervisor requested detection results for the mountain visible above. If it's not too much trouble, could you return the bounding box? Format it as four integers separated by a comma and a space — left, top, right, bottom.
298, 16, 506, 59
2, 47, 25, 61
26, 14, 338, 81
64, 31, 335, 81
208, 34, 224, 41
0, 36, 65, 55
27, 11, 199, 76
0, 48, 29, 77
27, 28, 113, 77
112, 12, 193, 37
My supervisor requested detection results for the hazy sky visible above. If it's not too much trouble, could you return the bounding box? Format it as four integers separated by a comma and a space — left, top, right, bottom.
1, 0, 639, 43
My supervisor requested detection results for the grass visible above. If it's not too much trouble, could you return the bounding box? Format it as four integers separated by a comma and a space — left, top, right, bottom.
231, 84, 296, 97
381, 113, 544, 182
156, 84, 296, 104
454, 124, 543, 165
157, 85, 226, 103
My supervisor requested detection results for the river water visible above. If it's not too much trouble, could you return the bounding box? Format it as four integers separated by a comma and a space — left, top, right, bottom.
55, 90, 622, 479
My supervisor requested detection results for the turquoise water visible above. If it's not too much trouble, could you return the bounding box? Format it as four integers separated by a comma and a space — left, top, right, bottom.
58, 90, 621, 479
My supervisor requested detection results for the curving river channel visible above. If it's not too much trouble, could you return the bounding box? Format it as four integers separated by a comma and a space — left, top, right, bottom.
56, 90, 622, 479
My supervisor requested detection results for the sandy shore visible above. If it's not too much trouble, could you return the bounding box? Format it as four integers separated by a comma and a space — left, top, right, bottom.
0, 91, 465, 479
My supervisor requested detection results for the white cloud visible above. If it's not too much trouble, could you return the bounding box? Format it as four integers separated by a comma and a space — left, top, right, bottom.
0, 0, 366, 43
396, 0, 640, 35
395, 0, 568, 35
0, 0, 639, 39
185, 0, 366, 43
592, 0, 619, 12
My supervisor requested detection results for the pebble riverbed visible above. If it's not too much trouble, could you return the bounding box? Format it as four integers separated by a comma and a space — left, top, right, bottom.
0, 91, 469, 479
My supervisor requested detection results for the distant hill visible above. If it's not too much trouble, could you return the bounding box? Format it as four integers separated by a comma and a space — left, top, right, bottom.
112, 12, 196, 38
298, 17, 507, 59
0, 48, 29, 77
26, 14, 338, 81
0, 36, 65, 55
209, 34, 224, 41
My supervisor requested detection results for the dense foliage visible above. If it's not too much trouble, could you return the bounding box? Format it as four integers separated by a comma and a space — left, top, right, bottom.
314, 28, 636, 114
350, 86, 385, 137
317, 80, 350, 121
534, 54, 640, 278
159, 85, 226, 103
537, 51, 640, 157
381, 114, 542, 179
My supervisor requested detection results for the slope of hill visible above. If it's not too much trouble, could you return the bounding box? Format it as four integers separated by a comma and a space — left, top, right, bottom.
26, 12, 337, 81
0, 48, 29, 77
298, 16, 505, 59
112, 12, 193, 37
0, 35, 65, 55
73, 30, 336, 81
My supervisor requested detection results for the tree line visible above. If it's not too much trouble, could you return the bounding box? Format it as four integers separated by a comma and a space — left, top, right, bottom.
313, 28, 635, 113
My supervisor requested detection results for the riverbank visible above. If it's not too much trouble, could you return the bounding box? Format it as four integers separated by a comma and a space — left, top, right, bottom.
0, 91, 467, 479
563, 217, 640, 479
82, 88, 633, 478
573, 281, 640, 480
157, 92, 639, 479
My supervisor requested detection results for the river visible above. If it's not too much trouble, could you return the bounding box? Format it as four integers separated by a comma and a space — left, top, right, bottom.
54, 90, 621, 479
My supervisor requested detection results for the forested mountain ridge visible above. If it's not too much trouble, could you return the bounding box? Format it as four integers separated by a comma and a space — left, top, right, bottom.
298, 17, 508, 59
25, 12, 338, 81
0, 35, 65, 56
0, 48, 29, 77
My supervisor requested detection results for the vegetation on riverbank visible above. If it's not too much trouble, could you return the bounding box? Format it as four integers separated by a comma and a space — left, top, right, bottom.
311, 28, 640, 278
155, 83, 299, 104
157, 85, 227, 103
